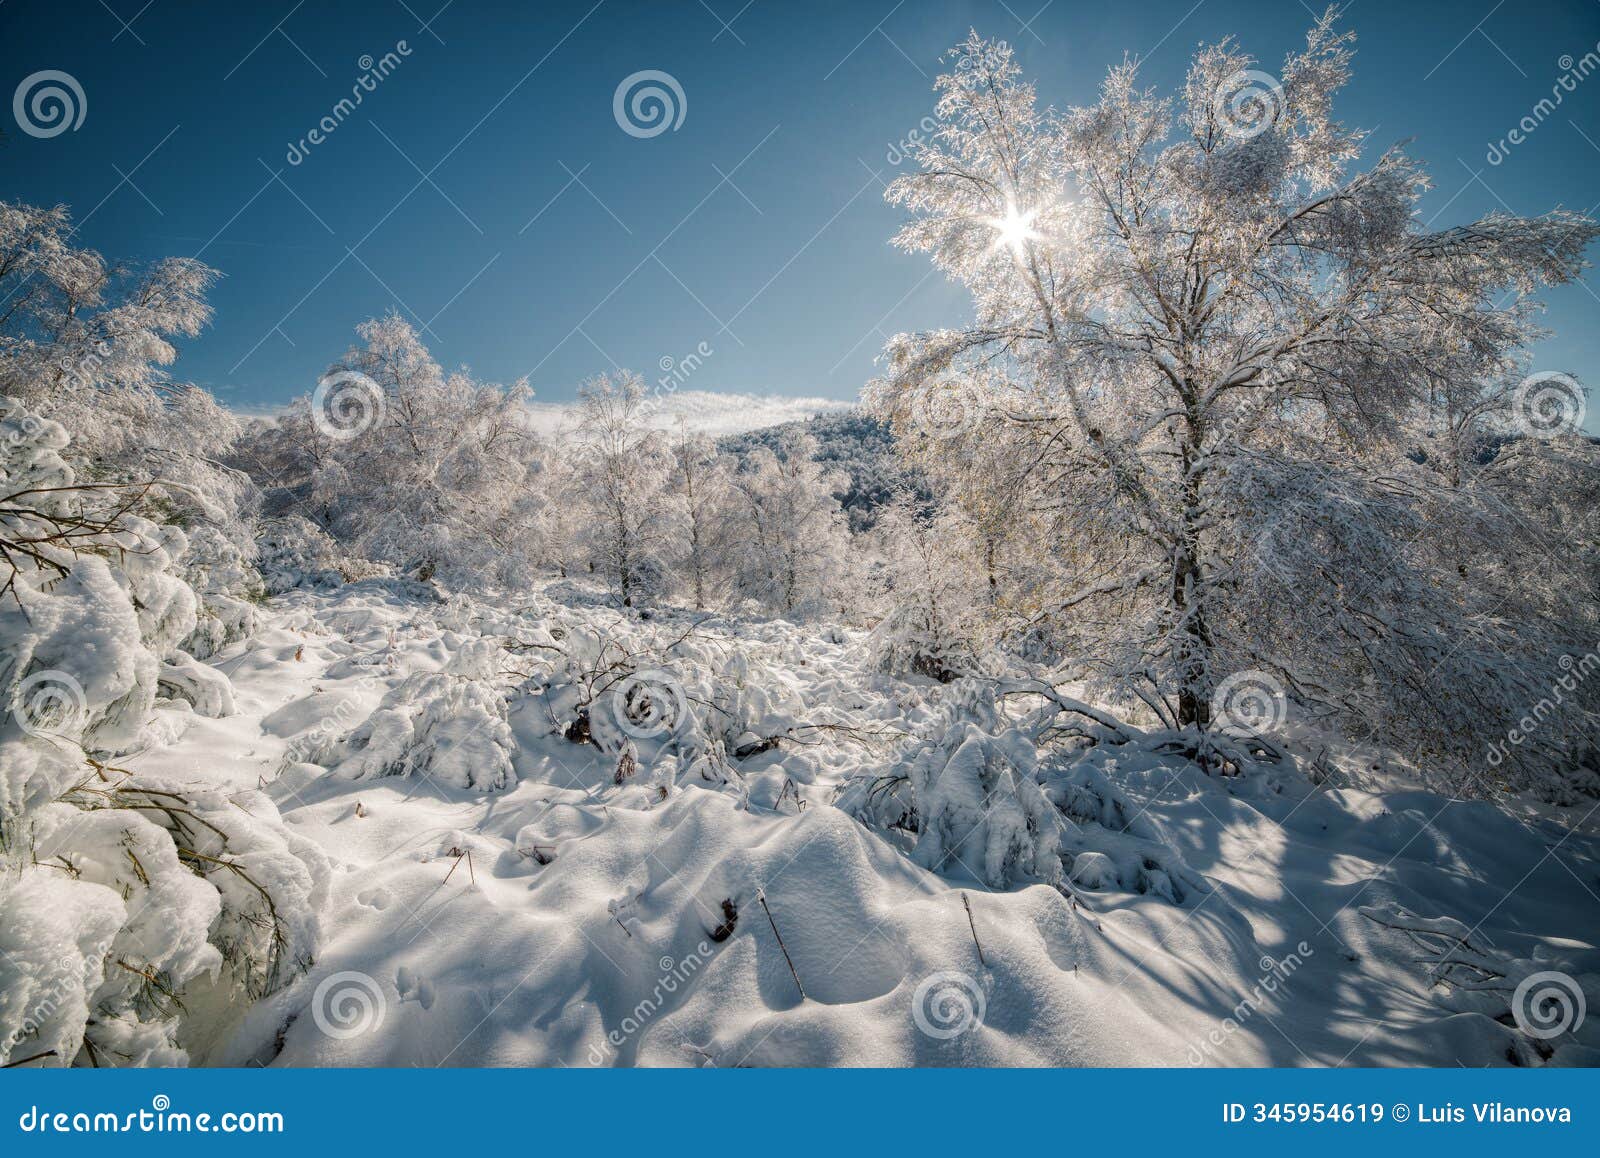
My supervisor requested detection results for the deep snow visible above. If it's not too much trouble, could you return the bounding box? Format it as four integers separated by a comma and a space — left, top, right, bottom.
109, 579, 1600, 1067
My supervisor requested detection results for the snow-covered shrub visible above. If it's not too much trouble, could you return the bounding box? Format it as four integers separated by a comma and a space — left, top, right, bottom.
1360, 901, 1600, 1066
254, 515, 386, 593
1042, 746, 1210, 904
845, 681, 1064, 888
0, 397, 322, 1067
523, 607, 834, 797
315, 638, 516, 792
0, 744, 328, 1066
0, 403, 328, 1062
180, 524, 261, 659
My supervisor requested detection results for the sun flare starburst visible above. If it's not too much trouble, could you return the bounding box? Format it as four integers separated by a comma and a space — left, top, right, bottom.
986, 202, 1039, 253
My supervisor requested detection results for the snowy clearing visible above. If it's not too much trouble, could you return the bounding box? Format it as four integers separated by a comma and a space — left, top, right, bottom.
76, 579, 1600, 1068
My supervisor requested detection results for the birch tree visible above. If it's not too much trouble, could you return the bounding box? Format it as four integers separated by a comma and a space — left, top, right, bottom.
870, 14, 1598, 791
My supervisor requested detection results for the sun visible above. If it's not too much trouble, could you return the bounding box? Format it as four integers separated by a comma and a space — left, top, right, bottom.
986, 202, 1039, 254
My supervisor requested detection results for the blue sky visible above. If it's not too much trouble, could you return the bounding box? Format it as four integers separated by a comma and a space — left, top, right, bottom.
3, 0, 1598, 427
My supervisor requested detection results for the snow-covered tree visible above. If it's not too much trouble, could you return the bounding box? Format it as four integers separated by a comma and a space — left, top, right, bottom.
664, 426, 735, 610
868, 494, 991, 681
569, 372, 672, 606
0, 199, 253, 571
0, 201, 219, 460
251, 315, 545, 589
870, 15, 1598, 792
725, 430, 854, 618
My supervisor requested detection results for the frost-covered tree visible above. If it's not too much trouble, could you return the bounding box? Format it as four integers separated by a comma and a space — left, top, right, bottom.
725, 430, 854, 618
868, 494, 990, 681
252, 315, 545, 589
0, 201, 257, 645
570, 372, 672, 606
664, 426, 735, 610
871, 15, 1598, 792
0, 201, 219, 461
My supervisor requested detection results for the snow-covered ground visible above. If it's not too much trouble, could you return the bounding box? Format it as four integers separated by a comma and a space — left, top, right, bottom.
111, 579, 1600, 1068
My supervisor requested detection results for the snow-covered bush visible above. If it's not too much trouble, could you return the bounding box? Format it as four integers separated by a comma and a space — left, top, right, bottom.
314, 637, 516, 792
845, 681, 1064, 888
180, 524, 261, 659
254, 515, 387, 594
1, 399, 324, 1066
0, 742, 328, 1066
